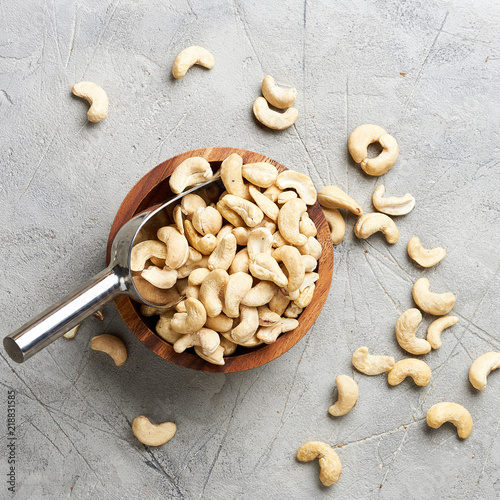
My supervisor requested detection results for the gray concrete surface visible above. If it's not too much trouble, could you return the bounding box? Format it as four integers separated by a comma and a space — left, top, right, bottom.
1, 0, 499, 498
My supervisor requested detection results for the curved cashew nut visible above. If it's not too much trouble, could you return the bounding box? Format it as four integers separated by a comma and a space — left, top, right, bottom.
249, 253, 288, 287
275, 171, 317, 205
348, 124, 399, 176
72, 81, 108, 122
224, 272, 254, 318
261, 75, 297, 109
192, 206, 223, 236
220, 153, 250, 200
321, 207, 346, 245
412, 277, 456, 316
220, 330, 263, 348
351, 346, 395, 375
194, 345, 225, 365
301, 255, 317, 272
257, 306, 281, 326
297, 236, 323, 260
184, 220, 218, 255
208, 233, 237, 271
90, 334, 127, 366
296, 441, 342, 486
372, 185, 415, 216
278, 198, 308, 246
181, 193, 206, 219
155, 311, 182, 344
395, 308, 431, 355
130, 240, 168, 272
269, 288, 290, 315
256, 318, 298, 344
231, 305, 260, 343
388, 359, 432, 386
284, 303, 303, 318
329, 375, 359, 417
354, 213, 399, 244
242, 162, 278, 188
249, 185, 280, 221
241, 281, 277, 307
299, 213, 317, 238
277, 191, 298, 205
176, 255, 209, 279
427, 316, 458, 349
204, 313, 234, 333
156, 226, 190, 269
469, 352, 500, 390
132, 416, 176, 446
219, 335, 237, 356
426, 402, 473, 439
407, 237, 446, 268
247, 227, 273, 260
217, 224, 236, 244
317, 186, 362, 215
141, 266, 178, 289
169, 157, 213, 194
272, 230, 288, 248
172, 205, 185, 234
172, 46, 215, 79
253, 96, 298, 130
199, 269, 229, 317
216, 197, 246, 227
294, 284, 315, 308
223, 195, 264, 227
230, 248, 250, 274
232, 227, 250, 246
188, 267, 211, 286
173, 327, 220, 355
170, 297, 207, 334
272, 245, 305, 293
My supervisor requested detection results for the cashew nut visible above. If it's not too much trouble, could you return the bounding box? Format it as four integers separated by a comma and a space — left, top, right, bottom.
348, 124, 399, 176
242, 162, 278, 187
132, 416, 176, 446
468, 352, 500, 390
72, 81, 108, 122
192, 206, 223, 236
231, 305, 260, 343
169, 157, 213, 194
253, 96, 298, 130
134, 276, 181, 306
172, 205, 185, 234
284, 303, 303, 318
224, 272, 254, 318
272, 230, 289, 248
426, 402, 473, 439
257, 306, 281, 326
219, 335, 237, 356
388, 359, 432, 386
263, 184, 283, 202
296, 442, 342, 486
427, 316, 458, 349
278, 198, 308, 246
173, 327, 220, 355
184, 220, 218, 255
241, 281, 277, 307
172, 46, 215, 79
294, 284, 315, 308
181, 193, 206, 219
328, 375, 359, 417
261, 75, 297, 109
272, 245, 305, 292
296, 236, 323, 260
249, 185, 280, 221
351, 346, 395, 375
170, 297, 207, 334
199, 269, 229, 317
301, 255, 317, 272
141, 266, 178, 289
216, 197, 246, 227
176, 254, 208, 279
256, 318, 298, 344
232, 227, 249, 246
208, 233, 237, 271
220, 330, 263, 348
230, 248, 250, 274
412, 277, 456, 316
156, 226, 190, 269
90, 334, 127, 366
322, 207, 346, 245
395, 308, 432, 355
156, 311, 182, 343
372, 185, 415, 216
317, 186, 362, 215
299, 213, 317, 238
277, 190, 298, 205
354, 213, 399, 243
249, 253, 288, 287
63, 324, 80, 339
223, 195, 264, 227
194, 345, 225, 365
205, 313, 234, 333
275, 171, 317, 205
268, 289, 290, 315
220, 153, 250, 200
188, 267, 211, 286
407, 237, 446, 268
247, 227, 274, 260
131, 240, 169, 272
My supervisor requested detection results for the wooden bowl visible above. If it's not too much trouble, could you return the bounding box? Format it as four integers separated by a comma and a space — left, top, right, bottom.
106, 147, 333, 373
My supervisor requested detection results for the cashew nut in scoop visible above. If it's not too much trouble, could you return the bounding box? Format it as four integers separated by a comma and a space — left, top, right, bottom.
329, 375, 359, 417
205, 313, 234, 333
141, 266, 178, 289
272, 245, 305, 293
177, 255, 209, 279
173, 327, 220, 355
407, 237, 446, 268
220, 153, 250, 200
157, 226, 190, 269
216, 198, 246, 227
184, 220, 218, 255
192, 206, 223, 236
90, 334, 127, 366
372, 185, 415, 216
253, 96, 298, 130
257, 318, 298, 344
249, 185, 280, 221
208, 233, 237, 271
242, 162, 278, 187
199, 269, 229, 317
170, 298, 207, 334
171, 46, 215, 79
156, 311, 182, 344
230, 248, 250, 274
169, 157, 213, 194
247, 227, 273, 260
412, 277, 456, 316
275, 171, 317, 205
317, 186, 362, 215
130, 240, 169, 272
278, 198, 308, 246
172, 205, 185, 234
321, 207, 346, 245
352, 346, 395, 375
426, 402, 473, 439
388, 359, 432, 386
223, 195, 264, 227
395, 308, 431, 355
188, 267, 211, 286
72, 81, 108, 122
469, 352, 500, 390
231, 305, 260, 343
348, 124, 399, 176
241, 281, 277, 307
427, 316, 458, 349
354, 213, 399, 244
224, 272, 254, 318
249, 253, 288, 287
132, 416, 176, 446
194, 345, 225, 365
181, 193, 206, 219
296, 441, 342, 486
299, 213, 317, 238
261, 75, 297, 109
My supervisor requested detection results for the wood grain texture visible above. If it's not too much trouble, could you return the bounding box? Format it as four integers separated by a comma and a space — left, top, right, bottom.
106, 147, 333, 373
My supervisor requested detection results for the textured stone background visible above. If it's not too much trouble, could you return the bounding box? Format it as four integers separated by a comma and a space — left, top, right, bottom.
1, 0, 499, 498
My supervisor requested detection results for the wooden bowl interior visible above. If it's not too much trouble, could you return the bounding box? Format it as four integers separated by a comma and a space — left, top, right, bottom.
107, 147, 333, 373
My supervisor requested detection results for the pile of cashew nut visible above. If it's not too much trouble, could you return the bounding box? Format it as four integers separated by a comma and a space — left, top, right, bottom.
131, 153, 323, 365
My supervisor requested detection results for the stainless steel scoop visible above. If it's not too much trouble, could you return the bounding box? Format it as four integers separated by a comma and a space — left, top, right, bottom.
3, 175, 222, 364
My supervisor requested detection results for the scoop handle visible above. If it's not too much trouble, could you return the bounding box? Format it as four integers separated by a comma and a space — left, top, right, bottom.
3, 266, 128, 363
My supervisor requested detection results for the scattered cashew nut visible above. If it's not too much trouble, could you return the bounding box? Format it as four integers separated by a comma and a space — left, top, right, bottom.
395, 308, 431, 355
317, 186, 362, 215
72, 81, 109, 123
412, 277, 456, 316
372, 185, 415, 216
352, 346, 395, 375
426, 402, 473, 439
261, 75, 297, 109
328, 375, 359, 417
354, 213, 399, 244
388, 359, 432, 386
253, 96, 298, 130
172, 46, 215, 79
296, 441, 342, 486
90, 334, 127, 366
427, 316, 458, 349
407, 237, 446, 268
322, 207, 346, 245
468, 352, 500, 390
132, 416, 176, 446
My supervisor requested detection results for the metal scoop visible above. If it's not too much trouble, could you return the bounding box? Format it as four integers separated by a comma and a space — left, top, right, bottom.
3, 175, 223, 364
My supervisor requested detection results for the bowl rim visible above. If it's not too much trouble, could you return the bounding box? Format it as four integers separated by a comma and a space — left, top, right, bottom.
106, 147, 334, 373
